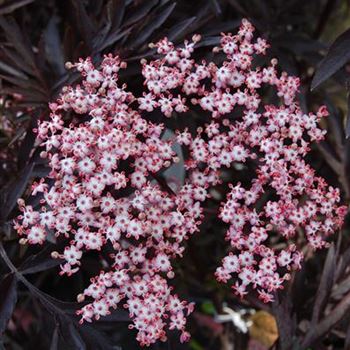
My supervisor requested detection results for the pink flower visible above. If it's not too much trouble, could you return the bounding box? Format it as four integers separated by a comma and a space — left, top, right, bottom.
14, 19, 346, 346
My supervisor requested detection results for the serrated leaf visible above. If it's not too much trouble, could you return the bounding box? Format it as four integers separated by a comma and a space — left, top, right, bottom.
311, 27, 350, 90
0, 273, 17, 334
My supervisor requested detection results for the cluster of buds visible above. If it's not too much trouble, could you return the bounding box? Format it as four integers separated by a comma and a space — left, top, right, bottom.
14, 19, 346, 345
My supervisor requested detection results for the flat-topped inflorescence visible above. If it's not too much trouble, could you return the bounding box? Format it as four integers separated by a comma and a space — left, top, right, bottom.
14, 19, 346, 346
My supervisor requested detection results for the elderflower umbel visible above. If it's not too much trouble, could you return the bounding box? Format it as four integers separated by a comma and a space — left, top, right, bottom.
141, 18, 347, 303
14, 19, 347, 346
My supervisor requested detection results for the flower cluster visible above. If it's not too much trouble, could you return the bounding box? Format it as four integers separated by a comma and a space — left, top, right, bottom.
14, 55, 207, 345
140, 19, 347, 302
14, 19, 346, 346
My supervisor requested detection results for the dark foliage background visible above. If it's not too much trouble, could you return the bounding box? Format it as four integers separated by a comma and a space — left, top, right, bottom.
1, 0, 350, 349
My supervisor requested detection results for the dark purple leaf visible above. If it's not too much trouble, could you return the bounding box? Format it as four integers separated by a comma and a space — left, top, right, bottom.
71, 0, 96, 49
18, 117, 39, 169
167, 17, 196, 41
1, 45, 35, 76
323, 98, 345, 148
98, 28, 131, 52
58, 314, 117, 350
346, 93, 350, 139
316, 140, 342, 175
0, 0, 35, 15
0, 273, 17, 334
0, 74, 47, 95
310, 244, 336, 325
0, 162, 34, 220
106, 0, 125, 30
210, 0, 222, 15
202, 20, 241, 36
49, 326, 59, 350
54, 315, 85, 350
274, 34, 325, 55
302, 290, 350, 348
311, 27, 350, 90
0, 17, 36, 70
129, 2, 176, 49
123, 0, 159, 26
44, 16, 65, 75
345, 321, 350, 350
331, 274, 350, 300
195, 36, 221, 48
79, 323, 117, 350
272, 292, 298, 350
226, 0, 249, 16
19, 246, 64, 275
62, 25, 76, 61
0, 60, 27, 79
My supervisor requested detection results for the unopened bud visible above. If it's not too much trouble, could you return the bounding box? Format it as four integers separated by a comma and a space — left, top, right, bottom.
40, 151, 48, 158
192, 34, 201, 43
77, 293, 85, 302
51, 251, 60, 259
284, 273, 291, 281
19, 238, 27, 245
65, 62, 73, 69
17, 198, 25, 207
167, 271, 175, 279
